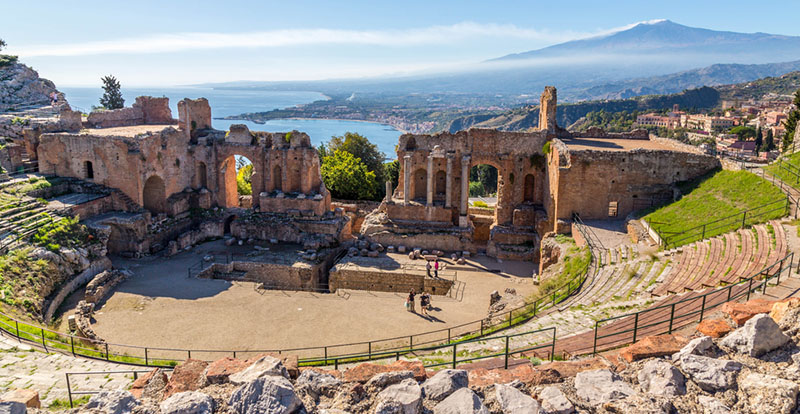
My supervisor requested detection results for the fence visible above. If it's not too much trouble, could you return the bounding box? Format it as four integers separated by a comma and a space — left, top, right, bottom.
64, 369, 171, 408
649, 196, 790, 249
775, 158, 800, 184
590, 252, 795, 355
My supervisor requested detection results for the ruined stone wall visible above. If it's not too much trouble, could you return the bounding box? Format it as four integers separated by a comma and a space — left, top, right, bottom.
329, 266, 453, 295
86, 96, 175, 128
200, 260, 323, 290
548, 142, 721, 226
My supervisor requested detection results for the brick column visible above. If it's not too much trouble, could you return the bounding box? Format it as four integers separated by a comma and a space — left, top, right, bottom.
426, 155, 434, 206
403, 155, 411, 205
445, 154, 453, 208
460, 155, 471, 216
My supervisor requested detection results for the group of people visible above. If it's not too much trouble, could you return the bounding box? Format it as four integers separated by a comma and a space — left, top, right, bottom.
406, 289, 432, 315
426, 259, 440, 278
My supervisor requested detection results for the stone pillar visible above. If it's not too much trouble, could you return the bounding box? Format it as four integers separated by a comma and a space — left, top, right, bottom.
385, 181, 392, 202
426, 155, 434, 206
460, 155, 470, 217
403, 155, 411, 205
445, 155, 453, 208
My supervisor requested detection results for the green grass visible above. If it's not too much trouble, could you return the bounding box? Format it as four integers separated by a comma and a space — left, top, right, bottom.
48, 395, 89, 409
764, 153, 800, 186
643, 170, 786, 247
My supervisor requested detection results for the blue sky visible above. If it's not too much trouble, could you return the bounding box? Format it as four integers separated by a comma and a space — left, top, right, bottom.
4, 0, 800, 86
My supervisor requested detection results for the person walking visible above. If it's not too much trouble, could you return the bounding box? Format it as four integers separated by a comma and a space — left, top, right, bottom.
426, 261, 431, 278
420, 292, 430, 315
434, 259, 439, 278
408, 290, 416, 313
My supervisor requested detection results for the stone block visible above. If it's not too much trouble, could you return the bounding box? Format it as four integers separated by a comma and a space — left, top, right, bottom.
0, 389, 40, 408
620, 334, 688, 362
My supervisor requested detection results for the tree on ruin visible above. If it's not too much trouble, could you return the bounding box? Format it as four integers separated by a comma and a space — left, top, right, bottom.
320, 150, 376, 200
754, 127, 763, 155
762, 129, 775, 153
99, 75, 125, 110
236, 164, 253, 195
319, 132, 386, 200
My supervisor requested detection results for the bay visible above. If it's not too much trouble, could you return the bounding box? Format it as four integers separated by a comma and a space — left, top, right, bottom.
59, 87, 402, 158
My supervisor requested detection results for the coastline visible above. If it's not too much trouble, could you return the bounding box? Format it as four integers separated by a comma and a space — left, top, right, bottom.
218, 116, 408, 134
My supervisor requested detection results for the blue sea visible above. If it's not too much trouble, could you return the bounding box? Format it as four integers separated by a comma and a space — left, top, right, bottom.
59, 87, 401, 158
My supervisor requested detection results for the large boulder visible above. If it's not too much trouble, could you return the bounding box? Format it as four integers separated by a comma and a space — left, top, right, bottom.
433, 388, 488, 414
720, 313, 790, 357
366, 371, 415, 391
0, 389, 39, 408
0, 401, 26, 414
296, 369, 341, 397
537, 386, 574, 414
678, 354, 741, 392
129, 368, 168, 400
620, 334, 688, 362
84, 390, 139, 414
721, 298, 778, 326
160, 391, 214, 414
696, 319, 733, 338
739, 373, 799, 414
163, 359, 209, 398
671, 336, 717, 362
228, 376, 303, 414
637, 360, 686, 397
574, 369, 634, 405
204, 358, 251, 384
421, 369, 468, 402
493, 384, 540, 414
771, 297, 800, 334
375, 378, 422, 414
229, 356, 289, 385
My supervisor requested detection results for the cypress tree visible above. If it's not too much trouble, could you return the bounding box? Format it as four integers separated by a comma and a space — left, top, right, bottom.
99, 75, 125, 110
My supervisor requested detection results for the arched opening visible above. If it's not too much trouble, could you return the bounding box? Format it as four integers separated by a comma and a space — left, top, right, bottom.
405, 137, 417, 151
196, 162, 207, 189
273, 165, 283, 192
84, 161, 94, 179
469, 164, 498, 201
224, 215, 237, 235
142, 175, 166, 214
435, 170, 446, 196
413, 168, 427, 200
524, 174, 535, 202
220, 155, 255, 208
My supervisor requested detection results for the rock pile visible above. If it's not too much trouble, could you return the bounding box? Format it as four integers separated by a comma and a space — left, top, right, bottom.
0, 63, 57, 109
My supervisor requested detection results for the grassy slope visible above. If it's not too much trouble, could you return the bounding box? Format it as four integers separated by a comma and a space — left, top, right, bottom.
764, 152, 800, 187
643, 170, 786, 246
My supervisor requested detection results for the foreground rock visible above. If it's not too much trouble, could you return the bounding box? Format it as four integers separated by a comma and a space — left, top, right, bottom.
84, 390, 139, 414
620, 334, 688, 362
433, 388, 488, 414
421, 369, 468, 402
721, 298, 779, 325
677, 354, 742, 392
720, 313, 790, 357
738, 373, 799, 414
637, 359, 686, 397
160, 391, 215, 414
0, 401, 26, 414
493, 383, 540, 414
229, 356, 289, 385
696, 319, 733, 338
164, 359, 209, 398
574, 369, 634, 405
538, 386, 574, 414
375, 378, 422, 414
228, 376, 303, 414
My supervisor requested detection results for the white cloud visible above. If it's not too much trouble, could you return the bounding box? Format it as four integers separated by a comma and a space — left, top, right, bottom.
10, 22, 605, 57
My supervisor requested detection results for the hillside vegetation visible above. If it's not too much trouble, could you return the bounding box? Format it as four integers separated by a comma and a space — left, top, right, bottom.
643, 170, 786, 246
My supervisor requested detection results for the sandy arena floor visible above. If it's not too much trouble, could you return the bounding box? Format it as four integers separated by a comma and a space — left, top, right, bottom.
65, 240, 537, 358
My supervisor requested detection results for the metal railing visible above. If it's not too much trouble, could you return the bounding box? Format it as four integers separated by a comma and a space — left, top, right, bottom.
65, 369, 172, 408
591, 252, 795, 354
775, 158, 800, 184
650, 196, 789, 249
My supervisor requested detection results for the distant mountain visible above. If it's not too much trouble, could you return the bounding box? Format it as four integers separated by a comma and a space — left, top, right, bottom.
494, 20, 800, 65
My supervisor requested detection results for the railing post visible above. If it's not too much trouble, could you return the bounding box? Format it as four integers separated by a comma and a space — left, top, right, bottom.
668, 303, 675, 334
188, 350, 191, 360
447, 328, 451, 344
727, 285, 733, 301
324, 347, 327, 365
452, 343, 457, 369
702, 224, 706, 240
480, 320, 484, 336
592, 321, 599, 355
504, 336, 509, 369
699, 295, 707, 322
368, 342, 372, 359
632, 313, 640, 344
409, 336, 413, 350
533, 301, 537, 317
105, 343, 109, 361
508, 310, 512, 327
70, 336, 75, 356
66, 374, 73, 408
14, 320, 19, 341
741, 211, 747, 228
747, 278, 753, 300
334, 358, 338, 370
145, 348, 149, 366
550, 328, 556, 362
41, 328, 46, 351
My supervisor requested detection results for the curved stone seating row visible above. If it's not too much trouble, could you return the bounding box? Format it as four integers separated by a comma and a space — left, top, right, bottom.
651, 221, 786, 297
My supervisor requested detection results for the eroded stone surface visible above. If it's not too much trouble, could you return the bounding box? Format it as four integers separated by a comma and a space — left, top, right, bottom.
620, 334, 688, 362
228, 376, 303, 414
720, 313, 790, 357
738, 373, 799, 414
160, 391, 215, 414
433, 388, 488, 414
494, 383, 540, 414
421, 369, 468, 402
637, 359, 686, 397
678, 354, 741, 392
574, 369, 634, 405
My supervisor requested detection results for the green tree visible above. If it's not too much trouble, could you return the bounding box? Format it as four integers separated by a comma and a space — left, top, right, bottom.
319, 132, 386, 200
754, 127, 763, 155
0, 39, 6, 51
384, 159, 399, 193
99, 75, 125, 110
320, 150, 377, 200
470, 165, 498, 196
762, 129, 775, 152
236, 164, 253, 195
783, 89, 800, 152
730, 125, 757, 141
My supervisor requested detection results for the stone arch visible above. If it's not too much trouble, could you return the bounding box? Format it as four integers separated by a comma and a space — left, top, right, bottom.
273, 165, 283, 192
218, 155, 255, 208
142, 175, 166, 214
524, 174, 535, 202
405, 137, 417, 151
196, 162, 207, 189
413, 168, 427, 200
435, 170, 446, 196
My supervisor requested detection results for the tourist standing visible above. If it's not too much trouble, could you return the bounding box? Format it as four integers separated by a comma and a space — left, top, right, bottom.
426, 261, 431, 277
434, 259, 439, 278
408, 290, 416, 313
420, 292, 430, 315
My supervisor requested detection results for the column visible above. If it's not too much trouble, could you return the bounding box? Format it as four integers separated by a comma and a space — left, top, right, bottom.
403, 155, 411, 205
385, 181, 392, 202
445, 155, 453, 208
426, 155, 434, 206
460, 155, 470, 216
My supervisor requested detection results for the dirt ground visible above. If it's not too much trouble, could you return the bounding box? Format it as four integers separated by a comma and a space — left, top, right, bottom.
63, 240, 537, 359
